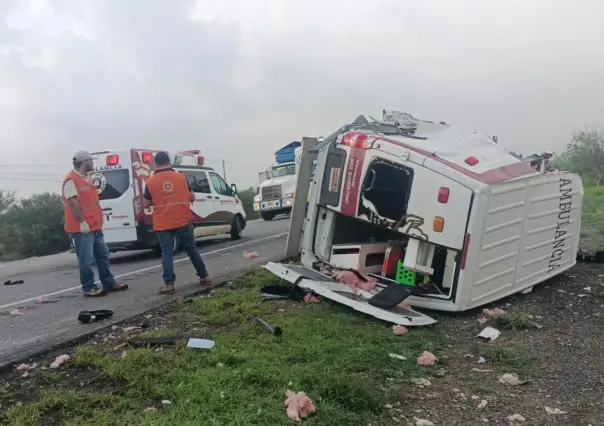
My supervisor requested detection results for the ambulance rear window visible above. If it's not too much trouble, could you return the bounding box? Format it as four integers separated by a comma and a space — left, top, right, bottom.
90, 169, 130, 200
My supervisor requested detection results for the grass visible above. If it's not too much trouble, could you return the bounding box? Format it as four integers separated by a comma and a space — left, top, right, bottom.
581, 185, 604, 240
490, 312, 536, 331
5, 270, 444, 426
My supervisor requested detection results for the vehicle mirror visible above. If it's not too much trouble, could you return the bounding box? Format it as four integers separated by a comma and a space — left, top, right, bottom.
230, 183, 237, 194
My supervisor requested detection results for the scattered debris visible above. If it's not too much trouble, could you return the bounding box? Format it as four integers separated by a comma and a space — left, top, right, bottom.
417, 351, 438, 366
15, 363, 37, 371
186, 338, 216, 350
583, 286, 592, 292
472, 368, 493, 373
49, 354, 70, 369
506, 413, 526, 423
78, 309, 114, 324
388, 353, 407, 361
482, 308, 506, 318
284, 390, 316, 422
4, 279, 24, 286
35, 294, 47, 304
132, 337, 183, 347
544, 406, 567, 415
261, 285, 305, 302
303, 293, 321, 304
333, 269, 376, 295
477, 356, 487, 364
243, 251, 259, 259
477, 400, 488, 410
477, 327, 501, 341
498, 373, 527, 386
413, 418, 435, 426
477, 317, 488, 325
252, 316, 283, 336
392, 325, 408, 335
411, 378, 431, 387
161, 399, 172, 405
143, 407, 156, 413
9, 309, 24, 316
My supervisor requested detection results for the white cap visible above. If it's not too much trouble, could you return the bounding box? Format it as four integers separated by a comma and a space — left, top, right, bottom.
73, 150, 92, 162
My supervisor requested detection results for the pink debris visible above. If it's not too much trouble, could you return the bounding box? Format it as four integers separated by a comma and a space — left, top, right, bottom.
243, 251, 259, 259
303, 293, 321, 304
49, 354, 70, 369
398, 301, 413, 310
334, 270, 376, 295
392, 325, 408, 335
284, 390, 316, 422
482, 308, 506, 318
15, 363, 36, 371
9, 309, 24, 316
417, 351, 438, 367
36, 295, 47, 304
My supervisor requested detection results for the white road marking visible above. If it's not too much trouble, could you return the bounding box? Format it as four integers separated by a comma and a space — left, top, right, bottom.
0, 232, 287, 310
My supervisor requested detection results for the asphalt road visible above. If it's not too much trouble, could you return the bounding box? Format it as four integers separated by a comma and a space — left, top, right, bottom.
0, 218, 290, 367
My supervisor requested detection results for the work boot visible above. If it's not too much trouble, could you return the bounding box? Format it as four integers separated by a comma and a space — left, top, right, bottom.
105, 283, 129, 293
83, 288, 107, 297
159, 283, 176, 295
199, 276, 212, 287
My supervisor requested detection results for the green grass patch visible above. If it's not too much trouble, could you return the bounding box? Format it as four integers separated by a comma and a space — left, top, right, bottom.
490, 312, 536, 331
7, 269, 443, 426
582, 185, 604, 238
483, 346, 532, 377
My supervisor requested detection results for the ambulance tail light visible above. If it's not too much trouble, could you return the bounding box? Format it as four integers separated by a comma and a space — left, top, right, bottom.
197, 156, 205, 166
106, 154, 119, 166
141, 152, 153, 163
438, 187, 449, 203
433, 216, 445, 233
465, 156, 479, 166
461, 233, 471, 270
341, 132, 375, 149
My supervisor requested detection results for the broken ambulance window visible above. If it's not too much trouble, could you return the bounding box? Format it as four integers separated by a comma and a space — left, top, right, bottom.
357, 159, 413, 224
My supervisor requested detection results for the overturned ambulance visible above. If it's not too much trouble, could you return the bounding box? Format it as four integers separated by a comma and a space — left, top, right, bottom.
265, 111, 583, 326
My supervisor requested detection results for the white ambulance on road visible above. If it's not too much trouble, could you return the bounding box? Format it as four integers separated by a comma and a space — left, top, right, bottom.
81, 148, 247, 254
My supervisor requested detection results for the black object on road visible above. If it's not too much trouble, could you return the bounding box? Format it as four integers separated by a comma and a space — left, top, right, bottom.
78, 309, 114, 324
260, 285, 305, 302
132, 337, 184, 347
4, 280, 24, 286
253, 316, 283, 336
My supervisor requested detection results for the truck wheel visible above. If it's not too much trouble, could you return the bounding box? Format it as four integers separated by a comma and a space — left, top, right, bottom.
231, 215, 243, 240
261, 211, 275, 221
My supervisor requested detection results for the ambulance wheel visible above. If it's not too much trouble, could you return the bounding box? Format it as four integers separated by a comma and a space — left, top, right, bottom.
231, 215, 243, 240
261, 211, 275, 221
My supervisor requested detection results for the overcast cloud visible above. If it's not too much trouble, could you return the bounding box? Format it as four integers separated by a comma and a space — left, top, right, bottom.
1, 0, 603, 196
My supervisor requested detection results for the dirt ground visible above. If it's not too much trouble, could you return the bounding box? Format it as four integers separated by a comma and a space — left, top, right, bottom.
405, 262, 604, 425
1, 264, 603, 425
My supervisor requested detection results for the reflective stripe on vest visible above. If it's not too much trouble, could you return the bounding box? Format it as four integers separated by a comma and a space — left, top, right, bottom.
63, 171, 104, 233
146, 170, 192, 231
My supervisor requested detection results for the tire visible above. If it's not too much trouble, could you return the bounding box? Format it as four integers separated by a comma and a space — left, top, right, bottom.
261, 211, 276, 221
231, 215, 243, 240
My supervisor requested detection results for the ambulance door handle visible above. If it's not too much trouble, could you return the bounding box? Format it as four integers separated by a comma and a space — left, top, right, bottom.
206, 195, 212, 199
214, 196, 220, 199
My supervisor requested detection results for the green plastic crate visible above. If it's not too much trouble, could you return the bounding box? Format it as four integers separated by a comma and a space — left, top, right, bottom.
396, 261, 416, 286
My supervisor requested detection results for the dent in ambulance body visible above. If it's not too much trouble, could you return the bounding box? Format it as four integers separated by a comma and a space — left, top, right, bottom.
266, 112, 583, 325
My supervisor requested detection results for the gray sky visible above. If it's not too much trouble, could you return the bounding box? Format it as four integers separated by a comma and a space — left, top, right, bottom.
1, 0, 603, 197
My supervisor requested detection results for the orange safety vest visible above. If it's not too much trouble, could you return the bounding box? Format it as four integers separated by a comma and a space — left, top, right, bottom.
146, 170, 192, 231
63, 170, 103, 233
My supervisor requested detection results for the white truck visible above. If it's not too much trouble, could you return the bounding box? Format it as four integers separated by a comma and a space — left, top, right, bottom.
253, 142, 302, 221
265, 110, 583, 326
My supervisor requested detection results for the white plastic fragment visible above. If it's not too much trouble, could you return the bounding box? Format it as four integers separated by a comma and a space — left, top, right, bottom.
477, 327, 501, 341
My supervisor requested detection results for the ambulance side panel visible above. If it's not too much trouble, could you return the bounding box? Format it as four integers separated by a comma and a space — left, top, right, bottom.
467, 172, 582, 307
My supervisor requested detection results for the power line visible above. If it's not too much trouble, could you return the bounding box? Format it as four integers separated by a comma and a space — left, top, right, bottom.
0, 176, 62, 182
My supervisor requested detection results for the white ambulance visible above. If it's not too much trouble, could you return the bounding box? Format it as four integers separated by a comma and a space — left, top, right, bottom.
83, 148, 247, 253
265, 111, 583, 326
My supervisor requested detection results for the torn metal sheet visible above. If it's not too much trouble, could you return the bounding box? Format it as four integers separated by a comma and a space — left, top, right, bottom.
263, 262, 436, 326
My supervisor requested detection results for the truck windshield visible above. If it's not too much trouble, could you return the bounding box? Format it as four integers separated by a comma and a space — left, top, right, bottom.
90, 169, 131, 201
271, 164, 296, 178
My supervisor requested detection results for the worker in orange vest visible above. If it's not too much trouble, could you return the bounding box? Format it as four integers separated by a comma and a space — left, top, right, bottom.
62, 151, 129, 297
143, 151, 211, 295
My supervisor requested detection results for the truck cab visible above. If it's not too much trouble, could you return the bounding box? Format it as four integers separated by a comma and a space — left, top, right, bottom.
254, 142, 301, 221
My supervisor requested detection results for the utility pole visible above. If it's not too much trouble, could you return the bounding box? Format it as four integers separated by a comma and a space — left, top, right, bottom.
222, 159, 227, 181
